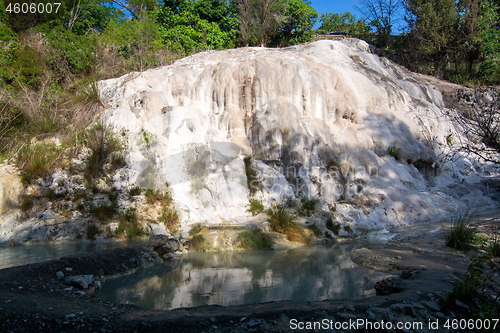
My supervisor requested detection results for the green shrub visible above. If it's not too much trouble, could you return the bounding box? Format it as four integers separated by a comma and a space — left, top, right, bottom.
144, 188, 172, 206
472, 234, 489, 245
91, 203, 118, 221
299, 198, 318, 217
86, 223, 100, 241
326, 217, 341, 236
243, 155, 260, 194
444, 215, 475, 251
445, 255, 500, 319
267, 204, 310, 244
17, 142, 62, 184
308, 224, 322, 237
129, 186, 142, 196
192, 233, 209, 251
248, 199, 264, 215
387, 146, 401, 158
158, 205, 179, 232
189, 223, 203, 236
84, 122, 122, 180
237, 229, 273, 250
487, 238, 500, 257
117, 208, 144, 239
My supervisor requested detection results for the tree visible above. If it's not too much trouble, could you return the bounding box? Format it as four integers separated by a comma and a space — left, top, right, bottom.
275, 0, 317, 45
238, 0, 288, 46
477, 0, 500, 83
356, 0, 403, 35
405, 0, 459, 66
319, 11, 370, 35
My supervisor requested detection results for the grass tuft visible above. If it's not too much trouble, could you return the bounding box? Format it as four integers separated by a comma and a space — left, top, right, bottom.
267, 204, 310, 244
298, 198, 318, 217
248, 199, 264, 215
444, 215, 475, 251
488, 238, 500, 257
308, 224, 322, 237
237, 229, 273, 250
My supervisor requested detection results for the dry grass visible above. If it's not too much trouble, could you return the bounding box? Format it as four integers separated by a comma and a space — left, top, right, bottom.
267, 204, 311, 244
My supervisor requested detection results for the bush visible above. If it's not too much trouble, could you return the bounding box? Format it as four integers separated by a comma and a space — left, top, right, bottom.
445, 255, 499, 319
192, 233, 209, 251
91, 203, 118, 221
117, 208, 144, 239
144, 188, 172, 206
308, 224, 322, 237
326, 216, 341, 236
237, 229, 273, 250
86, 223, 100, 240
84, 121, 123, 180
299, 198, 318, 217
444, 215, 475, 251
243, 155, 260, 194
189, 223, 202, 236
157, 205, 179, 232
17, 142, 62, 184
267, 204, 310, 244
248, 199, 264, 215
488, 238, 500, 257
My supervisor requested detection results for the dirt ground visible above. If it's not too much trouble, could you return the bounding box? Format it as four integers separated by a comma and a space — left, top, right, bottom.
0, 212, 498, 332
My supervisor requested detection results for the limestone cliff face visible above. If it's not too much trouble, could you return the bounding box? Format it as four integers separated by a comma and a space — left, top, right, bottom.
94, 39, 494, 232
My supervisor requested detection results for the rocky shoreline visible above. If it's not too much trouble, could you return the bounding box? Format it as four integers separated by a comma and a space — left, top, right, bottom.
2, 215, 497, 333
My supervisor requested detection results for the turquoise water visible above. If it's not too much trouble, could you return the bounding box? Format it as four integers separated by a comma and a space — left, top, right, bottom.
98, 243, 388, 310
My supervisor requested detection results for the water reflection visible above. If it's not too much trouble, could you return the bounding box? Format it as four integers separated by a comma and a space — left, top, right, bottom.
98, 243, 388, 310
0, 239, 145, 270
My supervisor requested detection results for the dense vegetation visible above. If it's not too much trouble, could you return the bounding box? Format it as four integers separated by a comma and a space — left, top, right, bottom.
0, 0, 499, 178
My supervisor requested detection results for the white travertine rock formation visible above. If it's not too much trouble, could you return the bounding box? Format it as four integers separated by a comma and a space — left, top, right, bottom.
98, 39, 499, 233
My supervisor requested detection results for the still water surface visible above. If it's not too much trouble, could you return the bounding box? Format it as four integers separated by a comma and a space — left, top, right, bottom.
98, 243, 389, 310
0, 239, 145, 270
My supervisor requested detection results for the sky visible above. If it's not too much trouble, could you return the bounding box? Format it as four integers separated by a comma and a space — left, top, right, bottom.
309, 0, 406, 33
309, 0, 359, 18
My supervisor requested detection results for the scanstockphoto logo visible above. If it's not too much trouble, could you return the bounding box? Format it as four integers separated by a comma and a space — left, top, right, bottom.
134, 141, 379, 197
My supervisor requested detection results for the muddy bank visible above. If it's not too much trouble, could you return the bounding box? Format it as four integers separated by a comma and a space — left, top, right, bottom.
0, 221, 495, 332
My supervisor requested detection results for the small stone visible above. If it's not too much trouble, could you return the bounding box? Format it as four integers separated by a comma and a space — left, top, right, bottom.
82, 275, 93, 285
247, 319, 261, 328
240, 317, 247, 322
56, 271, 64, 280
71, 276, 88, 290
210, 317, 218, 323
65, 267, 72, 272
76, 291, 85, 296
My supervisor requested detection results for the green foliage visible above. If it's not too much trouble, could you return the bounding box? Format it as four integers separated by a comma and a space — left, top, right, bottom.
298, 197, 318, 217
326, 216, 341, 236
191, 233, 209, 251
144, 188, 172, 205
86, 223, 100, 240
267, 204, 310, 243
17, 142, 62, 184
157, 1, 237, 55
445, 255, 500, 319
84, 122, 123, 180
129, 186, 142, 196
444, 215, 475, 251
237, 228, 273, 249
318, 11, 369, 36
91, 202, 118, 221
248, 199, 264, 215
307, 223, 321, 237
472, 234, 489, 245
387, 146, 401, 158
487, 238, 500, 257
244, 155, 260, 194
157, 205, 179, 232
275, 0, 318, 46
189, 223, 203, 236
140, 129, 157, 148
117, 208, 144, 239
